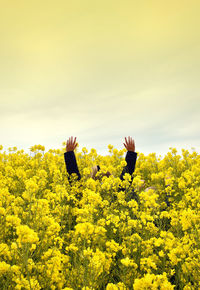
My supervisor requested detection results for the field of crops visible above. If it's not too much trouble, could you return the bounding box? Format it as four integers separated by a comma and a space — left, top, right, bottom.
0, 144, 200, 289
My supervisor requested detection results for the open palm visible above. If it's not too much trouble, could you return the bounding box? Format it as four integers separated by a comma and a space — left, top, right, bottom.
66, 136, 78, 152
123, 136, 135, 152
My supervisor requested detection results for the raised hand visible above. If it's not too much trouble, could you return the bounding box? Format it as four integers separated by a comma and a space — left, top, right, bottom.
123, 136, 135, 152
66, 136, 78, 152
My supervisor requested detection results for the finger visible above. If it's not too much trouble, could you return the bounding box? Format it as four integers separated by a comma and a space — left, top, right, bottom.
71, 136, 73, 144
73, 137, 77, 145
131, 138, 134, 147
75, 143, 78, 148
123, 143, 127, 150
125, 137, 127, 145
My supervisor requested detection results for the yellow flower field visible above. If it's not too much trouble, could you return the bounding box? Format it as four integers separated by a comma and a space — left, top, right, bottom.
0, 143, 200, 289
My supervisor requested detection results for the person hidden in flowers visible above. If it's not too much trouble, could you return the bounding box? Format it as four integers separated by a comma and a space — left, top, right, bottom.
64, 136, 138, 201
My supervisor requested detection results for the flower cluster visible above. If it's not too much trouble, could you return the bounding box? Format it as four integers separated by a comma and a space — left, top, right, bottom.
0, 145, 199, 289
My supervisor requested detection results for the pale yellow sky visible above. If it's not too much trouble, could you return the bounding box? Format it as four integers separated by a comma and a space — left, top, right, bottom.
1, 0, 200, 156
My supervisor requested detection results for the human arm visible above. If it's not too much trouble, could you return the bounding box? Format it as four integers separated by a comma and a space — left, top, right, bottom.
64, 136, 81, 182
120, 137, 137, 181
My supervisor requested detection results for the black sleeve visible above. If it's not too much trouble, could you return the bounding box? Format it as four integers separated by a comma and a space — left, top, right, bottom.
64, 151, 81, 182
120, 151, 137, 181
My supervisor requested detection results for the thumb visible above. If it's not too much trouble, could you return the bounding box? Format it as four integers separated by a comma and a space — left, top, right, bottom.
123, 143, 127, 149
